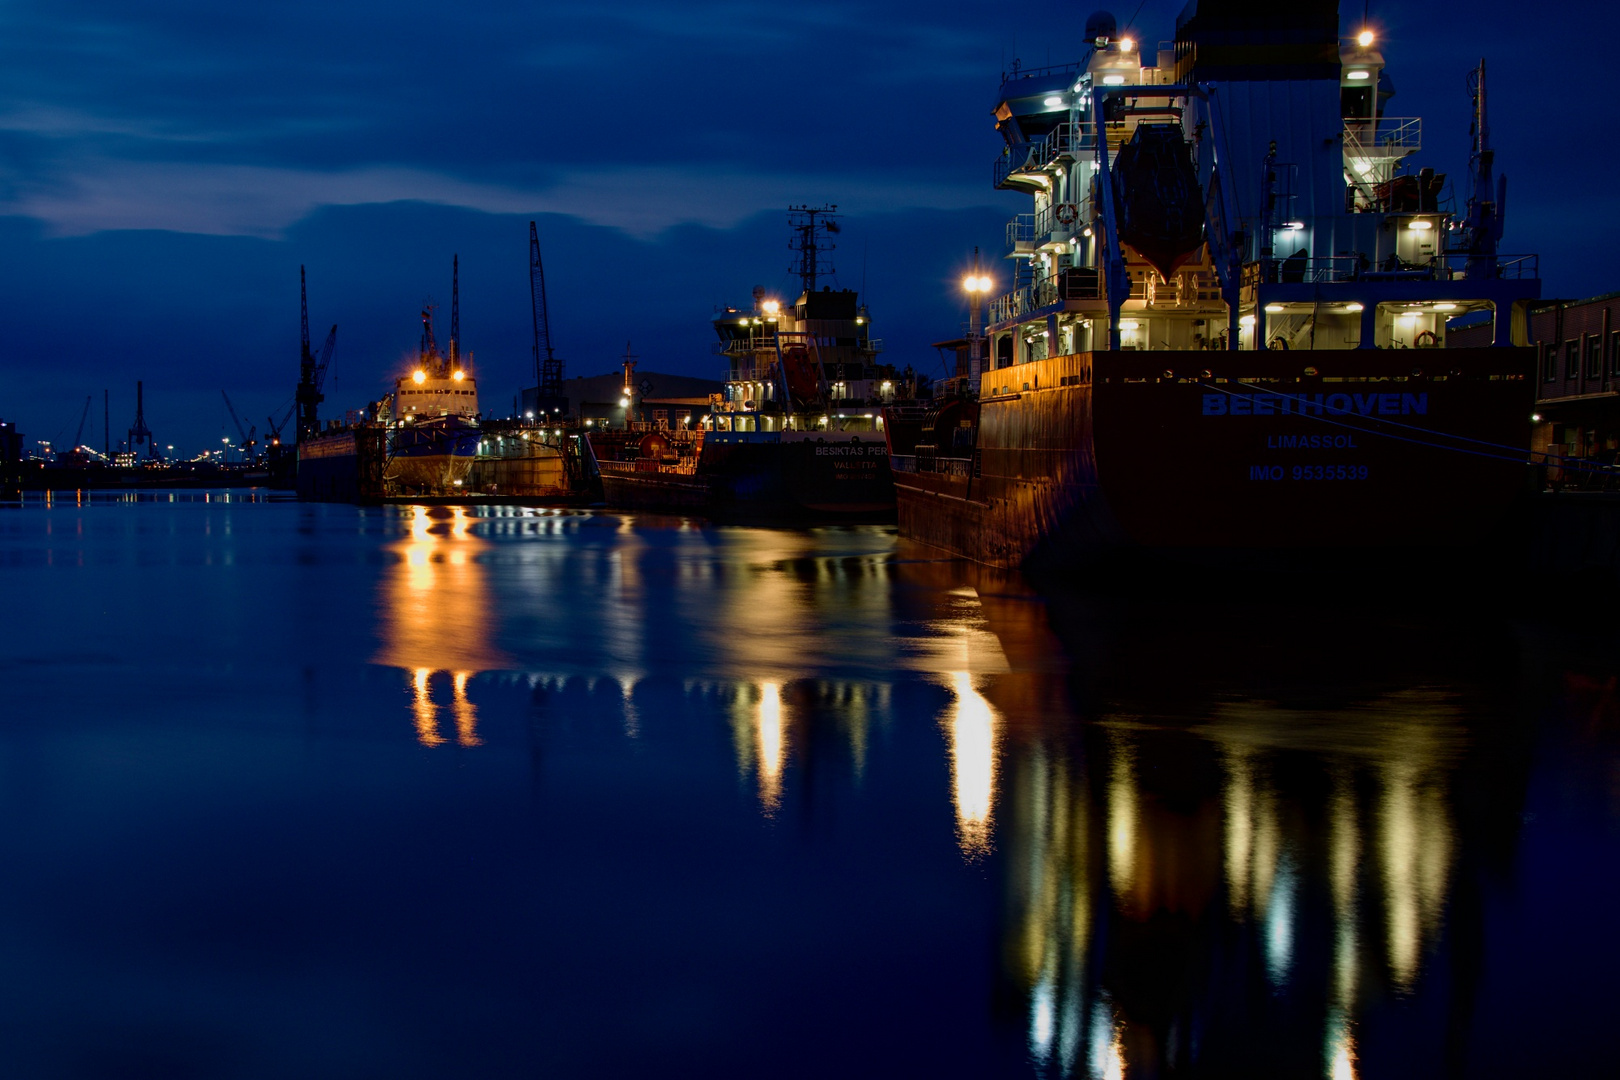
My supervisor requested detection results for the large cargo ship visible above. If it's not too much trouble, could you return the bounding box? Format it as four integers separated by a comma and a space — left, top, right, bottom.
886, 2, 1541, 570
592, 207, 908, 520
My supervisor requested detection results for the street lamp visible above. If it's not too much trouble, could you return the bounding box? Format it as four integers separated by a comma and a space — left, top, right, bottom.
962, 247, 992, 384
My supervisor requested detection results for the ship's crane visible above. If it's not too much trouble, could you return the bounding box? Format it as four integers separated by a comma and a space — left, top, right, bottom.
70, 395, 91, 451
314, 324, 337, 393
221, 390, 257, 458
530, 221, 566, 415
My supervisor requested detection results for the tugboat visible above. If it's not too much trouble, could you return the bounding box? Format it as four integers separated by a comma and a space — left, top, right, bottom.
885, 3, 1540, 570
590, 206, 915, 520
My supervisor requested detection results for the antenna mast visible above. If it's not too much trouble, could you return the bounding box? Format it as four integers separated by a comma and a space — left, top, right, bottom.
787, 204, 839, 295
449, 254, 460, 366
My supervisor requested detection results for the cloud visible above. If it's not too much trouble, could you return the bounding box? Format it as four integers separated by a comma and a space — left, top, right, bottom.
0, 159, 991, 239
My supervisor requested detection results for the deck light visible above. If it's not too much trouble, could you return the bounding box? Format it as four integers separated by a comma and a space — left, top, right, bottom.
1119, 37, 1135, 52
1408, 219, 1433, 230
1283, 221, 1304, 230
1044, 96, 1064, 107
1345, 303, 1365, 312
1531, 413, 1542, 422
412, 369, 427, 384
1119, 320, 1140, 330
1102, 74, 1126, 86
452, 370, 465, 381
1357, 30, 1375, 47
1265, 303, 1285, 313
619, 397, 630, 408
1240, 314, 1256, 327
1346, 70, 1371, 80
1434, 303, 1458, 311
1082, 226, 1093, 237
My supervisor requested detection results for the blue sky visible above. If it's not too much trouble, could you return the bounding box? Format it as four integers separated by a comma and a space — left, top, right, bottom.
0, 1, 1611, 453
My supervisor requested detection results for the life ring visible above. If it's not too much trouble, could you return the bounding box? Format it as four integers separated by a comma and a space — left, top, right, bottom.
1055, 202, 1079, 226
1414, 330, 1439, 348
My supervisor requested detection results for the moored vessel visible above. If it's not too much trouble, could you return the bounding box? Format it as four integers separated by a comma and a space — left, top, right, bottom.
383, 286, 480, 496
592, 207, 912, 520
887, 2, 1540, 570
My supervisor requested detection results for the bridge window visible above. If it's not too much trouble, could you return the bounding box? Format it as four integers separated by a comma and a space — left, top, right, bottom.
1611, 331, 1620, 377
1543, 343, 1557, 382
1588, 336, 1604, 379
1566, 341, 1580, 379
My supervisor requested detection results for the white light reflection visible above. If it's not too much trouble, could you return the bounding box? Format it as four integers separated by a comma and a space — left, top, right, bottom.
1088, 1002, 1126, 1080
1265, 853, 1296, 987
945, 670, 999, 857
1381, 760, 1452, 992
756, 681, 786, 814
1107, 736, 1137, 910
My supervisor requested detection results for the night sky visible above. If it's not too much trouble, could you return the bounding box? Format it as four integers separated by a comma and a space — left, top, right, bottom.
0, 1, 1609, 454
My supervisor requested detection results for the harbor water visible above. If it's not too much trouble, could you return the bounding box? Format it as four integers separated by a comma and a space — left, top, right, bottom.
2, 492, 1616, 1077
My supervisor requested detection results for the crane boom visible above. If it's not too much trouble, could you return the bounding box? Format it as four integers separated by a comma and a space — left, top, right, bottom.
530, 221, 563, 400
314, 325, 337, 393
221, 390, 249, 443
71, 395, 91, 449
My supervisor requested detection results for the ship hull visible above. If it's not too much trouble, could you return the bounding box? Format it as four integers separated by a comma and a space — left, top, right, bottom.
593, 431, 895, 520
386, 417, 480, 493
297, 427, 386, 502
891, 348, 1535, 570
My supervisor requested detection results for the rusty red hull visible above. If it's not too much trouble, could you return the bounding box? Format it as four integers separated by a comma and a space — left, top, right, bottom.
889, 348, 1535, 570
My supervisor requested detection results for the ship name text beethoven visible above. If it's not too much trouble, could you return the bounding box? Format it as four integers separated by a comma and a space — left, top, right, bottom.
1201, 392, 1428, 417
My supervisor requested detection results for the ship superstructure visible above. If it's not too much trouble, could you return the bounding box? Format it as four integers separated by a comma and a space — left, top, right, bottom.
384, 273, 481, 494
710, 206, 909, 434
887, 1, 1543, 568
588, 208, 904, 519
986, 4, 1534, 359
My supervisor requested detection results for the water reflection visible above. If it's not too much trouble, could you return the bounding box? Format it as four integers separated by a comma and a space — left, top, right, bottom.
992, 657, 1501, 1077
946, 671, 1000, 857
378, 505, 506, 746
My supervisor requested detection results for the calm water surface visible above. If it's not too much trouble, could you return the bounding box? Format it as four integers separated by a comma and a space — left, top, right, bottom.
2, 492, 1616, 1078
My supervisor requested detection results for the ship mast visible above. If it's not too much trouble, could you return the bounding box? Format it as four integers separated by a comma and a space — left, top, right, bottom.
787, 204, 839, 295
1462, 59, 1506, 278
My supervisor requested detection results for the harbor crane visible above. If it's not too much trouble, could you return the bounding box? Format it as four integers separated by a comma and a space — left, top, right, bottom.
530, 221, 566, 415
221, 390, 257, 459
272, 320, 335, 443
